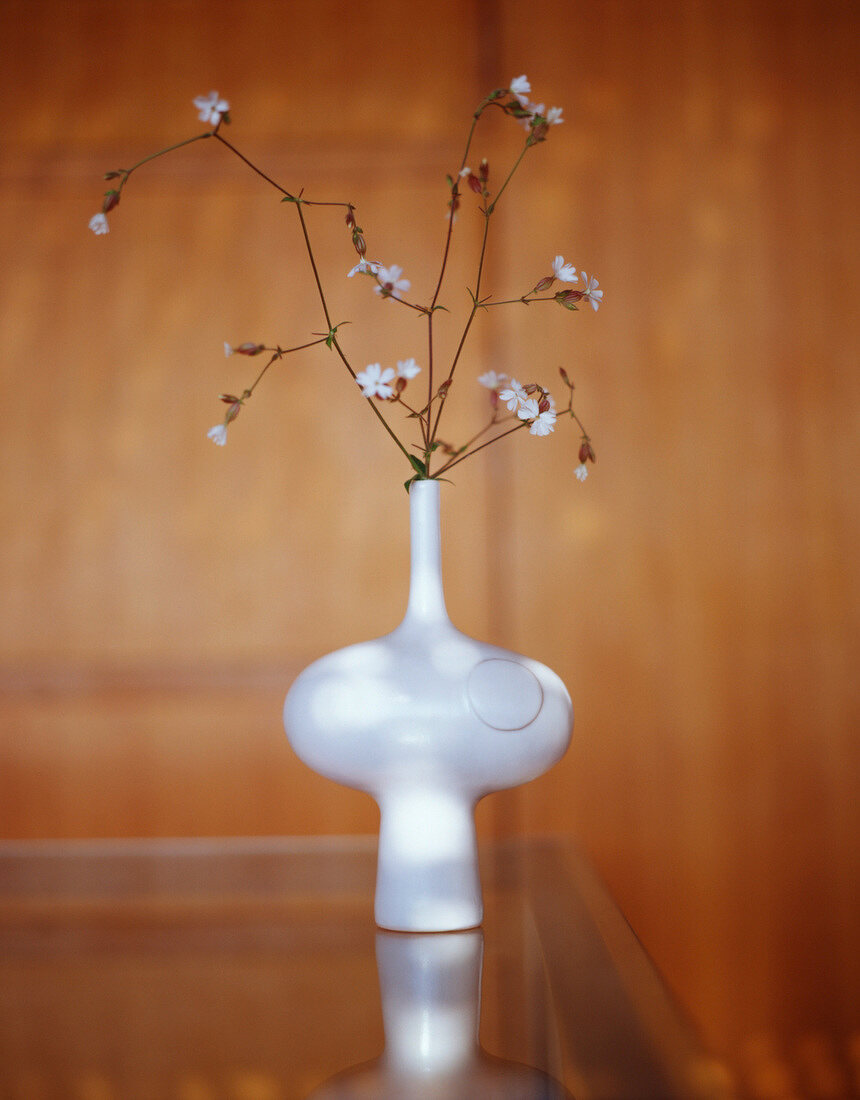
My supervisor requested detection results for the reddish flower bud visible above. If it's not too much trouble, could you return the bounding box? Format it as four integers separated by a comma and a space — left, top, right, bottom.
345, 207, 356, 230
236, 342, 264, 355
556, 289, 583, 311
353, 230, 366, 256
437, 379, 452, 398
579, 440, 596, 464
534, 276, 555, 293
559, 366, 572, 387
522, 383, 538, 395
538, 397, 550, 414
102, 189, 120, 213
468, 173, 483, 194
219, 393, 241, 403
225, 401, 243, 424
479, 158, 489, 182
395, 377, 407, 393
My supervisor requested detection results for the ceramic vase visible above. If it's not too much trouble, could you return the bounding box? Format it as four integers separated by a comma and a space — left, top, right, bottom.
283, 479, 572, 932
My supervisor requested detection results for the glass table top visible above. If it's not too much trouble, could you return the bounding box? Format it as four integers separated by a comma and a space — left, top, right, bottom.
0, 835, 733, 1099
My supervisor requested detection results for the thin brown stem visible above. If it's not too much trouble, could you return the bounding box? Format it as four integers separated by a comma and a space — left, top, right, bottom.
434, 420, 528, 475
213, 132, 291, 196
245, 338, 329, 395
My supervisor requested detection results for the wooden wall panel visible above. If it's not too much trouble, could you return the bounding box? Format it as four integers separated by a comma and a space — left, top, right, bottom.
1, 0, 857, 1078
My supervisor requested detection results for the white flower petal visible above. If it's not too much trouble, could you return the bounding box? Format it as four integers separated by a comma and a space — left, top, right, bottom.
510, 75, 531, 103
478, 370, 507, 390
517, 397, 540, 421
396, 358, 421, 379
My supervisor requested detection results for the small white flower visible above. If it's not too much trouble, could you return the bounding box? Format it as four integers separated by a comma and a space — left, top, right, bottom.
224, 342, 234, 357
478, 370, 508, 390
499, 380, 526, 411
207, 424, 228, 446
89, 213, 109, 235
459, 166, 472, 178
517, 397, 540, 421
193, 90, 230, 126
516, 394, 557, 436
575, 463, 589, 482
347, 258, 380, 278
374, 264, 410, 301
552, 255, 577, 283
546, 106, 564, 126
356, 362, 396, 399
517, 100, 545, 129
580, 271, 603, 311
529, 408, 557, 436
396, 357, 421, 380
510, 75, 531, 104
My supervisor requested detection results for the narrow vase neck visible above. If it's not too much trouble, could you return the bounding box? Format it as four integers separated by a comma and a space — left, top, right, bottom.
405, 479, 449, 624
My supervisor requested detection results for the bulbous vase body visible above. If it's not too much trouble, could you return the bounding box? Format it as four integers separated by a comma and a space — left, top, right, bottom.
284, 480, 572, 932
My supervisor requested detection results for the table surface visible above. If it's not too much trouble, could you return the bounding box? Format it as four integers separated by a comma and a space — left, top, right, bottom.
0, 835, 733, 1100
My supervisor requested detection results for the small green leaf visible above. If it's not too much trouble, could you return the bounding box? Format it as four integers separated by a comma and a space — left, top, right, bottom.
407, 455, 427, 477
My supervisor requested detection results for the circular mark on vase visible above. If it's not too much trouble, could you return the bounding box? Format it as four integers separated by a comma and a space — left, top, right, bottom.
467, 658, 544, 731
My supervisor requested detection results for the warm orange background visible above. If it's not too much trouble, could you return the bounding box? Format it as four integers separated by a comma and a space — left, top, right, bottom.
1, 0, 857, 1084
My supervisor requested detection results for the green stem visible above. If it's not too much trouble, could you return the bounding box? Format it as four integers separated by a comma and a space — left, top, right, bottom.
119, 131, 214, 184
486, 139, 531, 215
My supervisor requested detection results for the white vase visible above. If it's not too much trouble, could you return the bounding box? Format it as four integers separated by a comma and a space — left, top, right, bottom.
283, 479, 572, 932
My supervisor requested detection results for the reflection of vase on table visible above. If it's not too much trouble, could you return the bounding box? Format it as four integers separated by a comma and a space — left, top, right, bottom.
307, 930, 572, 1098
284, 479, 573, 932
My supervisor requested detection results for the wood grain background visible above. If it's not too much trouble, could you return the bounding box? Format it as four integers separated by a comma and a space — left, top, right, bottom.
1, 0, 857, 1088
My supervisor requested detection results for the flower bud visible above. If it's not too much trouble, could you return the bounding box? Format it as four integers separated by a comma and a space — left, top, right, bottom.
219, 393, 241, 403
468, 173, 483, 194
225, 401, 243, 424
236, 342, 264, 355
395, 377, 407, 394
559, 366, 572, 387
437, 379, 452, 399
522, 383, 538, 395
556, 289, 582, 310
538, 397, 551, 414
102, 189, 120, 213
353, 230, 366, 256
579, 440, 596, 464
345, 207, 356, 230
103, 170, 123, 181
479, 158, 489, 182
534, 276, 555, 293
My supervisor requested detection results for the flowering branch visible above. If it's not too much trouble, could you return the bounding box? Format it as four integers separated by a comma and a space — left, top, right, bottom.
89, 76, 601, 485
